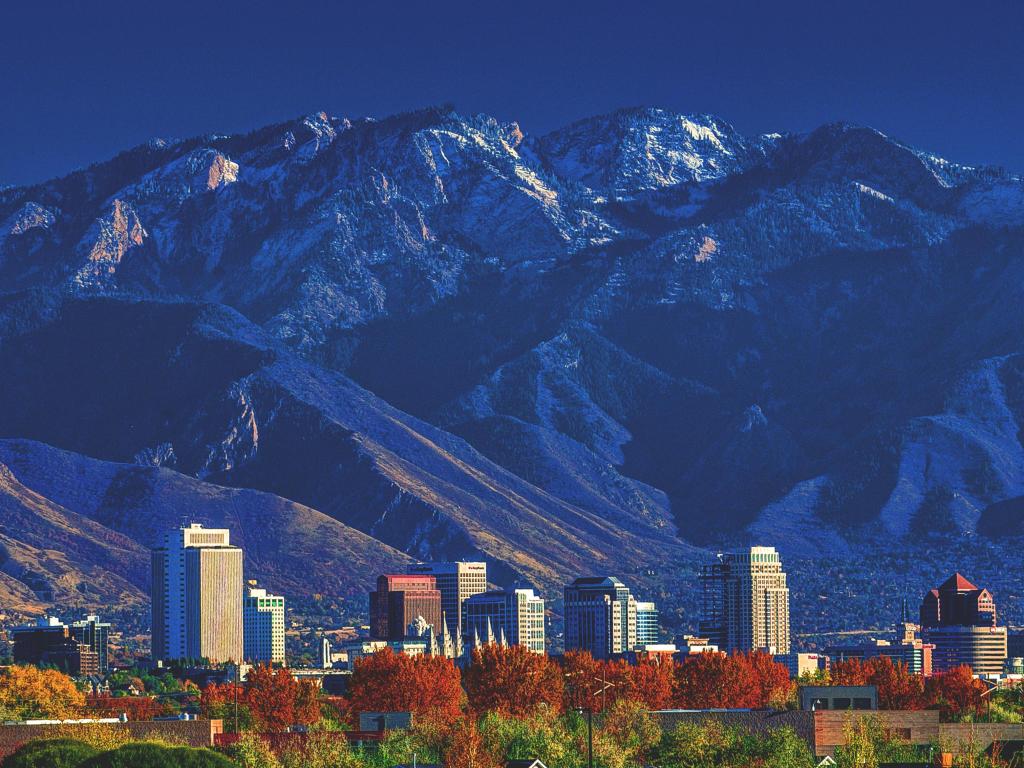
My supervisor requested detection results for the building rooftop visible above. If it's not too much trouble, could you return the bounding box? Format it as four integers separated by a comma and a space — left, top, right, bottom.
939, 573, 980, 592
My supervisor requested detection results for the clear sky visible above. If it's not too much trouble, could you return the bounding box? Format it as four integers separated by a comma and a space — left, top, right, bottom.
2, 0, 1022, 187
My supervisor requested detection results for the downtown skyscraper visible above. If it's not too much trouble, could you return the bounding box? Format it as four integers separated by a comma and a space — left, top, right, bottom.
700, 546, 791, 655
151, 524, 244, 663
563, 576, 638, 659
406, 561, 487, 641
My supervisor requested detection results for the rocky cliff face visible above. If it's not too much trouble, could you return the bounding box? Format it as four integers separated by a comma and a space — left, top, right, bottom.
1, 106, 1023, 629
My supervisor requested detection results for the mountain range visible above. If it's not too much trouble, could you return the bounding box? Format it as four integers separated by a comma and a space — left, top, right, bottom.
2, 105, 1023, 635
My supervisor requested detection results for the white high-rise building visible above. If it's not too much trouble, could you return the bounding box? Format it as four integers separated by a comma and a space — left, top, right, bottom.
700, 545, 791, 654
464, 586, 546, 653
151, 524, 243, 663
243, 584, 286, 664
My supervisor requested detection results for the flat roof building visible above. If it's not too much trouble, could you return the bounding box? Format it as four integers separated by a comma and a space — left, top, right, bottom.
564, 576, 637, 659
68, 615, 111, 676
370, 574, 442, 642
243, 584, 286, 665
636, 601, 659, 646
151, 524, 244, 664
464, 586, 545, 653
10, 617, 99, 676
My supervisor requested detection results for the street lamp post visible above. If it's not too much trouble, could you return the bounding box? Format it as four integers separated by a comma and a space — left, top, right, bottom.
576, 707, 593, 768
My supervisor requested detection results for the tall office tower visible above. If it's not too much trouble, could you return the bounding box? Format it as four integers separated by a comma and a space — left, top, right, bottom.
464, 586, 546, 653
151, 523, 244, 663
69, 615, 111, 675
243, 584, 286, 664
406, 562, 487, 641
563, 577, 637, 659
635, 601, 660, 646
369, 574, 443, 641
920, 573, 1007, 675
700, 546, 791, 654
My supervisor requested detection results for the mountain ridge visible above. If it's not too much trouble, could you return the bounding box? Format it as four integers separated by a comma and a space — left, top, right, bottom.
2, 105, 1024, 631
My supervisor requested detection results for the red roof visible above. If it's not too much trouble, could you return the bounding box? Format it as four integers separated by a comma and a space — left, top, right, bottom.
939, 573, 978, 592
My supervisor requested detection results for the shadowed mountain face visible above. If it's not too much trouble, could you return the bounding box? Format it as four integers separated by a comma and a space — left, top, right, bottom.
1, 106, 1023, 626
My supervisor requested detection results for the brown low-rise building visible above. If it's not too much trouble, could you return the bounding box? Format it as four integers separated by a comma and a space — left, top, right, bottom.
652, 709, 1024, 758
0, 719, 223, 760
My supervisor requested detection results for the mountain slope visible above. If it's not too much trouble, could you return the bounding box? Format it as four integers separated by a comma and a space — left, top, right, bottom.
0, 438, 412, 612
0, 295, 698, 598
1, 105, 1024, 631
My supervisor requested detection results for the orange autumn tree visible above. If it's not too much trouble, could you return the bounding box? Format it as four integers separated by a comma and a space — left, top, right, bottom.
673, 652, 746, 709
832, 656, 925, 710
348, 648, 463, 722
562, 650, 603, 711
736, 651, 794, 709
85, 693, 174, 720
244, 664, 320, 731
628, 657, 675, 711
830, 657, 870, 686
463, 644, 563, 716
445, 716, 499, 768
0, 666, 85, 720
925, 665, 987, 721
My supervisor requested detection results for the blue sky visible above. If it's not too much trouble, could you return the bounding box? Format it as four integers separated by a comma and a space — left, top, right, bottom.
2, 0, 1022, 186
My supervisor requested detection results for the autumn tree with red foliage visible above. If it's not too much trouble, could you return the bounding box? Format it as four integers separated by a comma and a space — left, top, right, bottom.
245, 665, 320, 731
463, 644, 563, 716
672, 651, 794, 709
736, 652, 794, 709
832, 656, 925, 710
925, 665, 987, 721
85, 694, 173, 720
201, 666, 319, 732
674, 652, 747, 708
348, 648, 463, 722
627, 657, 675, 711
830, 657, 870, 686
562, 650, 603, 711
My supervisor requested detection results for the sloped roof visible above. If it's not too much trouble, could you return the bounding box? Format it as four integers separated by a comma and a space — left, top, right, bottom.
939, 573, 978, 592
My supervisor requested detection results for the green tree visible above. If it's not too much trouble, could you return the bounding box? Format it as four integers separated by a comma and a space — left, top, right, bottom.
833, 716, 926, 768
80, 743, 235, 768
479, 706, 581, 768
225, 732, 281, 768
597, 699, 662, 765
2, 738, 99, 768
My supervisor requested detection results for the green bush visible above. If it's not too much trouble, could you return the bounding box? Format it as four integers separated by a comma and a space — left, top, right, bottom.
2, 739, 99, 768
80, 742, 236, 768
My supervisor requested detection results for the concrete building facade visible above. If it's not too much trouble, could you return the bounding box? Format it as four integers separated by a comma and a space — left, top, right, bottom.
151, 524, 244, 663
464, 586, 545, 652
